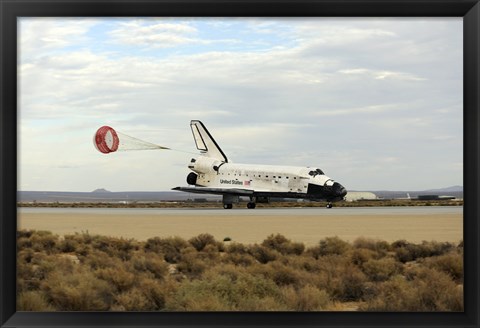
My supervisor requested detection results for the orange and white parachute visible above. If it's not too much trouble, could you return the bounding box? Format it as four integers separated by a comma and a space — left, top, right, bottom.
94, 126, 169, 154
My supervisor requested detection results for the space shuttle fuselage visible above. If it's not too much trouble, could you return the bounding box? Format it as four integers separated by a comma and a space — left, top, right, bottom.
174, 120, 347, 209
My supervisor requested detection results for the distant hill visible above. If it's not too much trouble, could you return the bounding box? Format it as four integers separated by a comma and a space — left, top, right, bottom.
18, 186, 463, 203
18, 191, 221, 203
92, 188, 111, 193
424, 185, 463, 193
369, 186, 463, 200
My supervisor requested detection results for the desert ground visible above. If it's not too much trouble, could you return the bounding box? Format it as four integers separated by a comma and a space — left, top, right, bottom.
17, 207, 463, 246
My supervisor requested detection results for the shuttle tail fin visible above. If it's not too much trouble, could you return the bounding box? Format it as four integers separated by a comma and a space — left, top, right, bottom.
190, 120, 228, 163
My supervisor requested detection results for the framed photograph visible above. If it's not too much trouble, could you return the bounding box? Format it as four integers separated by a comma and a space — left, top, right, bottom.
1, 0, 479, 327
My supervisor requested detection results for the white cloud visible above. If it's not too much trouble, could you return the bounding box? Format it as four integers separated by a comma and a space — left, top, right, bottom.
109, 20, 198, 48
18, 18, 463, 191
339, 68, 426, 81
19, 18, 97, 60
312, 104, 399, 117
294, 24, 396, 46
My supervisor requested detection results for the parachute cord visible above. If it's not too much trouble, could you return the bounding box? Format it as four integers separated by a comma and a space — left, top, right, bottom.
168, 148, 199, 155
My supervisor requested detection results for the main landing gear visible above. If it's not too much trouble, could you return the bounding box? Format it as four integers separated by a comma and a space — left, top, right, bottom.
246, 196, 257, 209
326, 202, 333, 209
222, 198, 257, 209
222, 202, 256, 209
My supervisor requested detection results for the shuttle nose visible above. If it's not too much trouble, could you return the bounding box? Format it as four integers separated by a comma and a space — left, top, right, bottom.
332, 182, 347, 198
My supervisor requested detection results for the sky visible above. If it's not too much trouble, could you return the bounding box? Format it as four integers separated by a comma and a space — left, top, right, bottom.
18, 18, 463, 192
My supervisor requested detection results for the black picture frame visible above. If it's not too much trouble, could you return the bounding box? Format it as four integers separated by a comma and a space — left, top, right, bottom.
1, 0, 479, 327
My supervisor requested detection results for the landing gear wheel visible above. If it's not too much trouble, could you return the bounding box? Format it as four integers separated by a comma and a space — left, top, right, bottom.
247, 202, 256, 209
326, 203, 333, 209
223, 204, 233, 209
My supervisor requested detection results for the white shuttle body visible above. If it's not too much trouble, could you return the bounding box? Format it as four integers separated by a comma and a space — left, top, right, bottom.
173, 120, 347, 209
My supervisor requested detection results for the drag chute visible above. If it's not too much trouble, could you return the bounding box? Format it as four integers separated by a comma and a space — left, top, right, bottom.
94, 126, 170, 154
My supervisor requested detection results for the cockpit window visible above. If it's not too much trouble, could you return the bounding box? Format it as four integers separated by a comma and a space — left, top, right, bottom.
309, 168, 325, 177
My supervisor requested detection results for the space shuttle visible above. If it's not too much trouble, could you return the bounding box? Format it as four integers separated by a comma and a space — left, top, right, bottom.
173, 120, 347, 209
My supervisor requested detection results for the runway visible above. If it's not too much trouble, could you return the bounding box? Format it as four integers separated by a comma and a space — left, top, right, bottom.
17, 206, 463, 246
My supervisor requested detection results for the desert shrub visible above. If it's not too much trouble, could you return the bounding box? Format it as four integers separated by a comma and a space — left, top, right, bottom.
226, 242, 249, 255
111, 278, 173, 311
166, 284, 229, 311
17, 291, 55, 311
166, 269, 282, 311
418, 241, 455, 257
144, 236, 190, 263
281, 255, 321, 273
359, 275, 419, 311
281, 285, 330, 311
261, 234, 305, 255
407, 267, 463, 311
131, 252, 168, 279
29, 231, 58, 253
17, 250, 41, 291
223, 253, 256, 266
423, 252, 463, 283
113, 288, 152, 311
362, 268, 463, 311
240, 296, 287, 311
348, 248, 378, 266
141, 278, 177, 310
391, 240, 409, 248
248, 245, 279, 264
309, 237, 351, 258
393, 240, 455, 263
17, 230, 463, 312
200, 244, 221, 259
268, 262, 302, 287
188, 233, 218, 251
393, 247, 413, 263
202, 264, 242, 281
40, 268, 112, 311
19, 254, 75, 291
353, 237, 390, 255
95, 266, 136, 292
81, 249, 124, 270
17, 230, 35, 239
17, 236, 33, 250
334, 264, 368, 301
313, 255, 367, 301
57, 233, 98, 257
91, 236, 139, 261
176, 252, 207, 277
17, 248, 35, 264
362, 257, 402, 282
58, 237, 78, 253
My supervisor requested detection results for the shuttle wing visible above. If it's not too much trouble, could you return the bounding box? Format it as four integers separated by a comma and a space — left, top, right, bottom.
172, 187, 304, 199
172, 186, 254, 196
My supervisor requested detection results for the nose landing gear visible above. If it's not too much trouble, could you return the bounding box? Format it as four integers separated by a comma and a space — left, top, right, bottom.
326, 202, 333, 209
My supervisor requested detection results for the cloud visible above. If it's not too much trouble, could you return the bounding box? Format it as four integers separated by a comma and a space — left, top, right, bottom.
312, 104, 399, 117
108, 20, 198, 48
339, 68, 426, 81
19, 18, 98, 60
18, 18, 463, 191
